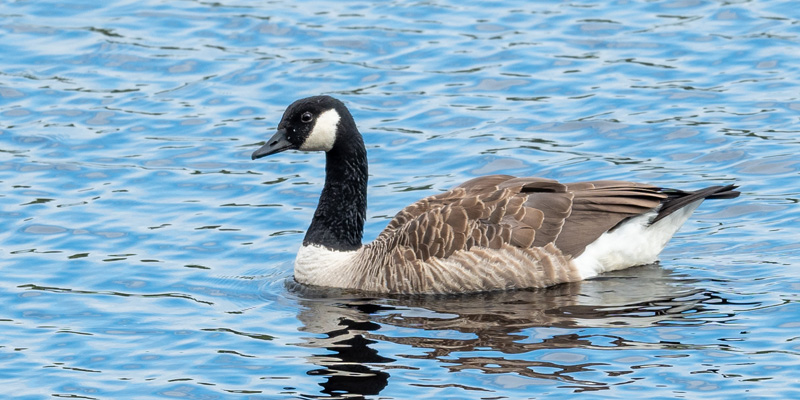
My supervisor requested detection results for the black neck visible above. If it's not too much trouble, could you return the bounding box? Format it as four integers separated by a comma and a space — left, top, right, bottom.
303, 126, 368, 251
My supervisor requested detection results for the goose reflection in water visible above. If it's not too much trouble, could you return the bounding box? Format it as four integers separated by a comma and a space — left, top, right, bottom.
296, 301, 395, 398
290, 264, 756, 398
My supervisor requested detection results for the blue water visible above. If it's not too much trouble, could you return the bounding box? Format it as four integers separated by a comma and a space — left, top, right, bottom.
2, 0, 799, 398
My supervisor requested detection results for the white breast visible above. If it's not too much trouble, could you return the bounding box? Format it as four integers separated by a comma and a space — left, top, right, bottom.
294, 243, 359, 287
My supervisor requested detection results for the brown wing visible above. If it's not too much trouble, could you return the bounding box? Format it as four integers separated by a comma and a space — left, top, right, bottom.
556, 181, 667, 256
371, 175, 668, 262
377, 174, 515, 236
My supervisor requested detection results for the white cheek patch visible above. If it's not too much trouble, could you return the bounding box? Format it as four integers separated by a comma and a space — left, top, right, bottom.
300, 108, 340, 152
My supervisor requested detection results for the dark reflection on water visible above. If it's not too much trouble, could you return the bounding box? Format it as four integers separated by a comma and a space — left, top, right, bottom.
293, 291, 395, 398
290, 265, 759, 398
306, 309, 393, 398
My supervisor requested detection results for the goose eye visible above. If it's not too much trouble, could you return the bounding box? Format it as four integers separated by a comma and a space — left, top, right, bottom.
300, 112, 313, 123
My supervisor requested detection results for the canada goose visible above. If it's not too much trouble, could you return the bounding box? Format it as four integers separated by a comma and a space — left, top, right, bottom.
251, 95, 740, 294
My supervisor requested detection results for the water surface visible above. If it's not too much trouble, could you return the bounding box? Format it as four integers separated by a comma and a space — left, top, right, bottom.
1, 0, 799, 398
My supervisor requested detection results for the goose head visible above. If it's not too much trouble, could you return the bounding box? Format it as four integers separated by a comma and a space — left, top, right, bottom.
251, 95, 355, 159
250, 95, 368, 251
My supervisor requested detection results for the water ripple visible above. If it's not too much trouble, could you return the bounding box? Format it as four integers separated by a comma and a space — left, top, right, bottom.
2, 0, 799, 398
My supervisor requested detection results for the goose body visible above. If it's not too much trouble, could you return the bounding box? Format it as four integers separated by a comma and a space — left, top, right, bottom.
252, 95, 740, 294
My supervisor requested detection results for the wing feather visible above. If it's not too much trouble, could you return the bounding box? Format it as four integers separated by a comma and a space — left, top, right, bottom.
370, 175, 671, 262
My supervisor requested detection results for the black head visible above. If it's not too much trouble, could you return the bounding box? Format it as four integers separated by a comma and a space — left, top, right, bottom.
252, 95, 352, 160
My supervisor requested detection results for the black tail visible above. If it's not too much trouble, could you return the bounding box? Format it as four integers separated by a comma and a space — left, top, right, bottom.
652, 184, 740, 224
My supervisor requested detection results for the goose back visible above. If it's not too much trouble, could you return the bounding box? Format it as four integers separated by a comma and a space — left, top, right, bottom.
345, 175, 676, 293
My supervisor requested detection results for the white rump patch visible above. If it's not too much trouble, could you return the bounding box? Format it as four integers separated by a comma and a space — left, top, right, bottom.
573, 200, 703, 280
300, 108, 340, 152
